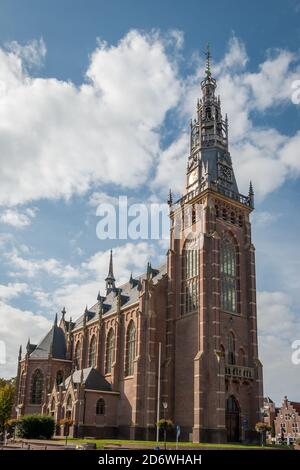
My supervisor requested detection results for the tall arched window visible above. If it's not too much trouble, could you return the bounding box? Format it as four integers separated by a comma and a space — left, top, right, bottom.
30, 369, 44, 404
19, 371, 26, 404
50, 398, 56, 417
105, 328, 115, 374
228, 332, 235, 365
88, 336, 97, 367
182, 241, 199, 314
96, 398, 105, 415
220, 234, 237, 313
125, 321, 136, 376
74, 341, 81, 369
66, 395, 72, 419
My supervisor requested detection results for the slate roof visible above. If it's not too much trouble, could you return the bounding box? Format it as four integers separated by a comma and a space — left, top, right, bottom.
72, 263, 167, 331
64, 367, 112, 391
30, 324, 67, 360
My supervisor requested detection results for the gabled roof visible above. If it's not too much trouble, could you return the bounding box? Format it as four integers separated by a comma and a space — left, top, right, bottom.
72, 263, 166, 330
30, 324, 67, 360
64, 367, 112, 391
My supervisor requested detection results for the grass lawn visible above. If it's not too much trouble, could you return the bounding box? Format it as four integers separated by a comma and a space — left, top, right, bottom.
65, 438, 287, 450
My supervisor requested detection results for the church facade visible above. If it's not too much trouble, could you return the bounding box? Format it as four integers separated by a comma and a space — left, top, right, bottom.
14, 54, 263, 443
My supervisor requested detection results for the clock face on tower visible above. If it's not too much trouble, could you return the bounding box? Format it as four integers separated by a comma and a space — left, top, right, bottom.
219, 164, 232, 182
188, 168, 198, 186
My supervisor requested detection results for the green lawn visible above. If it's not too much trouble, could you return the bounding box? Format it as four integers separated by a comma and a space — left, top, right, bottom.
65, 438, 286, 450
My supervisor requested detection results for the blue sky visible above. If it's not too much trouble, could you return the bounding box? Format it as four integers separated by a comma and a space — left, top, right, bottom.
0, 0, 300, 404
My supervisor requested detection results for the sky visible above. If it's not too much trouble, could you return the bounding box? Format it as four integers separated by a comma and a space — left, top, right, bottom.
0, 0, 300, 405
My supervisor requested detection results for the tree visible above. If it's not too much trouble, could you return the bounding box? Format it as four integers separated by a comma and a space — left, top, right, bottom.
0, 381, 15, 432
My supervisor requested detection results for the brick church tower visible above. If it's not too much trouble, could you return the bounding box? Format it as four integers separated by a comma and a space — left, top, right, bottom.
166, 48, 263, 442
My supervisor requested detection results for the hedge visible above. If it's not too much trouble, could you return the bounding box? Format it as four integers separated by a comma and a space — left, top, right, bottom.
17, 414, 55, 439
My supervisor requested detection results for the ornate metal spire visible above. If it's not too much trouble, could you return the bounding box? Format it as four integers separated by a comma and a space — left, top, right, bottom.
205, 43, 211, 77
105, 249, 116, 293
54, 312, 58, 327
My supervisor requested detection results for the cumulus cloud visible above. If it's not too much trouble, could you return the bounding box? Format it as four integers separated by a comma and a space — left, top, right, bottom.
0, 207, 38, 228
0, 31, 181, 206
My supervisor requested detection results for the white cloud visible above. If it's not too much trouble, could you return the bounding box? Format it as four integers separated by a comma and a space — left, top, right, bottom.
0, 282, 29, 301
0, 207, 38, 228
258, 291, 300, 403
0, 31, 181, 206
5, 38, 46, 69
0, 301, 51, 377
7, 248, 81, 280
88, 191, 120, 207
153, 133, 188, 194
252, 210, 282, 227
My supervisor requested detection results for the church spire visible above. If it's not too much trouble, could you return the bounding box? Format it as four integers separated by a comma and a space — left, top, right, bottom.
105, 249, 116, 294
205, 43, 211, 77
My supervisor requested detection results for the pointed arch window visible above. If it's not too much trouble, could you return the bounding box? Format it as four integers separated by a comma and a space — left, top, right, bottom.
220, 234, 237, 313
227, 332, 235, 365
182, 241, 199, 314
19, 371, 26, 404
66, 395, 72, 419
30, 369, 44, 404
74, 341, 81, 370
125, 321, 136, 376
96, 398, 105, 415
105, 328, 115, 374
88, 336, 97, 368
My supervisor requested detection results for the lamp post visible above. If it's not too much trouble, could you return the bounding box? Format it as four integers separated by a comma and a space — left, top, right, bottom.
162, 401, 168, 450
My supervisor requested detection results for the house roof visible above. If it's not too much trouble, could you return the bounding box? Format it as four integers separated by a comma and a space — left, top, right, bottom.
64, 367, 112, 391
291, 402, 300, 414
30, 324, 67, 360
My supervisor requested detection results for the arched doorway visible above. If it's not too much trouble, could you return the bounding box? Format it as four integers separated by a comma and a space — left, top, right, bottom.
226, 395, 240, 442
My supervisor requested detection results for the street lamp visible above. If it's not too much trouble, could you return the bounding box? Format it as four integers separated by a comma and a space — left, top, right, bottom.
162, 402, 168, 450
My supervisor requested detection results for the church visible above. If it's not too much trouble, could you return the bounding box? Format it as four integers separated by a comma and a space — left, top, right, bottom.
14, 51, 263, 443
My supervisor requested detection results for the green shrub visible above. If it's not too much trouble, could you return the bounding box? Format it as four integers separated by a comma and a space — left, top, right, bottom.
17, 414, 55, 439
